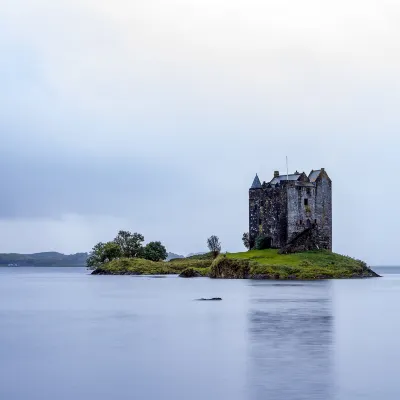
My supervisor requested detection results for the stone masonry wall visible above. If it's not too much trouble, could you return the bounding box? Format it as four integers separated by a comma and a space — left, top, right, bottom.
249, 169, 332, 251
249, 188, 263, 249
315, 172, 332, 250
262, 187, 288, 248
249, 186, 288, 249
278, 226, 329, 254
287, 183, 316, 242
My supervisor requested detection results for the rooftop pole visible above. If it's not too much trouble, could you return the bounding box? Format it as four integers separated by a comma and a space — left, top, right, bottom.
286, 156, 289, 181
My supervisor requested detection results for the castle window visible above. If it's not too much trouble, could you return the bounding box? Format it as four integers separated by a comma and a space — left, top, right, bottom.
258, 218, 262, 225
314, 219, 317, 224
306, 188, 311, 195
304, 199, 309, 206
299, 220, 303, 225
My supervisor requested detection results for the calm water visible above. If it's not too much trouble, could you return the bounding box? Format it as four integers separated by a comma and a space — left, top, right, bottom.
0, 267, 399, 400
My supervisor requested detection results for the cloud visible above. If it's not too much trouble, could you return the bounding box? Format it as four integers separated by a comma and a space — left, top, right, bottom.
0, 0, 400, 263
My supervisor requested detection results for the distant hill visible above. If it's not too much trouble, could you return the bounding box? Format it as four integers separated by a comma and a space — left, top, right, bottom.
187, 252, 207, 257
0, 251, 205, 266
167, 252, 207, 261
0, 252, 88, 267
166, 252, 184, 261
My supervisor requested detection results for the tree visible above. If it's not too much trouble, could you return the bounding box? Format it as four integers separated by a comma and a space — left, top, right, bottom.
103, 242, 122, 262
114, 230, 144, 258
207, 235, 221, 258
242, 232, 250, 250
143, 241, 168, 262
86, 242, 105, 269
86, 241, 122, 269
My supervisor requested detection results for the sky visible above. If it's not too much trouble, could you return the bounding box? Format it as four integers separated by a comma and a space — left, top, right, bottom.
1, 0, 400, 264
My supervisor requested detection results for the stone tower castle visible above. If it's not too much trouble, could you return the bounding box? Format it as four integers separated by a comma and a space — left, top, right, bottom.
249, 169, 332, 252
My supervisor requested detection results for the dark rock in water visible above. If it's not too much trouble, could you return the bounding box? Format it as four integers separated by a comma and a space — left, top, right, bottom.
364, 268, 381, 278
179, 268, 202, 278
91, 269, 141, 275
196, 297, 222, 301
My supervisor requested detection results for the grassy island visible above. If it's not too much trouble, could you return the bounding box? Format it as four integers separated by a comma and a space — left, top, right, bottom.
211, 250, 378, 279
91, 254, 211, 276
91, 249, 379, 279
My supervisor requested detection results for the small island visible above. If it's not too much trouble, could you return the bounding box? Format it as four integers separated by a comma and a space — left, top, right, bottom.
89, 168, 379, 280
91, 249, 379, 279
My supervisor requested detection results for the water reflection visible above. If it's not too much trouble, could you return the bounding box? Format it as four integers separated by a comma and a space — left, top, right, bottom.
247, 281, 333, 400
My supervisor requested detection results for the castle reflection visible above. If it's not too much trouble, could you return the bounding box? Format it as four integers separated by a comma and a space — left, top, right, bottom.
246, 281, 333, 400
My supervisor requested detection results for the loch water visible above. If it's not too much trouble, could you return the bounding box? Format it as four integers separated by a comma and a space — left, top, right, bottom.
0, 266, 399, 400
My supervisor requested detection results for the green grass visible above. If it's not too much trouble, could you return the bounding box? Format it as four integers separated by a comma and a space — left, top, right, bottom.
91, 257, 212, 275
91, 250, 378, 280
227, 249, 365, 268
209, 249, 378, 280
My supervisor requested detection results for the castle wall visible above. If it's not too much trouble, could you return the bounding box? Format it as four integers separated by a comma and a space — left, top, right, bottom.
249, 188, 263, 248
249, 187, 287, 249
314, 174, 332, 250
287, 183, 316, 241
262, 187, 287, 248
279, 226, 331, 254
249, 169, 332, 251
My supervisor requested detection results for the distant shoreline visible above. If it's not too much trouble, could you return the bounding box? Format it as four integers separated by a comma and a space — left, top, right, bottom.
0, 251, 88, 268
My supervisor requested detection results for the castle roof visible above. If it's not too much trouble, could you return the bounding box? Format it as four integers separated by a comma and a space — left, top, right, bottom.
308, 170, 321, 182
270, 173, 301, 185
252, 169, 329, 188
250, 174, 262, 189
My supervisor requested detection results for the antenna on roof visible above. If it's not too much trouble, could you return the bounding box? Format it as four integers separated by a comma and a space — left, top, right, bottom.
286, 156, 289, 181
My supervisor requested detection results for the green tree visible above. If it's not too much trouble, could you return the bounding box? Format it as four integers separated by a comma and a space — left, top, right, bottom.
207, 235, 221, 258
86, 241, 122, 269
114, 230, 145, 258
103, 242, 122, 262
143, 241, 168, 262
86, 242, 105, 269
242, 232, 250, 249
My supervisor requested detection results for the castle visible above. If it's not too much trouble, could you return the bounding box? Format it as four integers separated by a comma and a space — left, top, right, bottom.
249, 169, 332, 252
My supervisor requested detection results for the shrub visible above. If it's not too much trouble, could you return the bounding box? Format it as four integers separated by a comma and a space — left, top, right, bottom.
207, 235, 221, 258
242, 232, 250, 249
255, 235, 271, 250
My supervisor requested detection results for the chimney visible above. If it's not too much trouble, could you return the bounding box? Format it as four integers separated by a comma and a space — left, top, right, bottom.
321, 168, 325, 172
274, 171, 280, 178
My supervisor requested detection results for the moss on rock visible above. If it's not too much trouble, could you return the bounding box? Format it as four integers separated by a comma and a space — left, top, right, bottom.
179, 267, 209, 278
209, 256, 251, 279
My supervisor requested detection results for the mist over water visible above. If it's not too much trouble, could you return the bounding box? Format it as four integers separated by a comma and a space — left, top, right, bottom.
0, 267, 398, 400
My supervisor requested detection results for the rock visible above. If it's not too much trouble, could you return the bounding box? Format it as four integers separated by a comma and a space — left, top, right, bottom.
179, 268, 202, 278
209, 255, 250, 279
196, 297, 222, 301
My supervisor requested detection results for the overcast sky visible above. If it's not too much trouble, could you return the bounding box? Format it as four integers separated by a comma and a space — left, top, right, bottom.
1, 0, 400, 264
